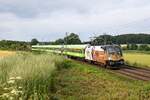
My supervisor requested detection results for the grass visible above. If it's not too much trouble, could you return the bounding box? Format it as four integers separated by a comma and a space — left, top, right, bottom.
0, 50, 15, 58
124, 50, 150, 67
0, 52, 71, 99
124, 50, 150, 54
52, 61, 150, 100
1, 50, 150, 99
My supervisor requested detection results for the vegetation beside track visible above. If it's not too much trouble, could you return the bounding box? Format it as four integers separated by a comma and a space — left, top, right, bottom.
0, 52, 72, 99
1, 51, 150, 99
53, 60, 150, 100
124, 50, 150, 67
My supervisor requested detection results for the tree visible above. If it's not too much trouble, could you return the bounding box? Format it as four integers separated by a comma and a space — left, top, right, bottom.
92, 35, 113, 45
0, 40, 31, 51
90, 34, 150, 45
55, 38, 64, 45
31, 38, 39, 45
138, 44, 150, 51
130, 44, 138, 50
64, 33, 81, 44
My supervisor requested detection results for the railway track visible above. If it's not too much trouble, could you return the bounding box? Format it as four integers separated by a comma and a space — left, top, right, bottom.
115, 65, 150, 81
71, 57, 150, 81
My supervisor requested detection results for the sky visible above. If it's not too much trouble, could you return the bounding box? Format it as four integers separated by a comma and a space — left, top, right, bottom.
0, 0, 150, 41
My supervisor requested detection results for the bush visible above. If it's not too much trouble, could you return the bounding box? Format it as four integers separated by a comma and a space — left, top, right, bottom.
125, 44, 138, 50
130, 44, 138, 50
138, 44, 150, 51
0, 40, 31, 51
55, 59, 72, 70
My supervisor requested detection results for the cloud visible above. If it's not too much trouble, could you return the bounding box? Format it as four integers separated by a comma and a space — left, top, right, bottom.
0, 0, 150, 41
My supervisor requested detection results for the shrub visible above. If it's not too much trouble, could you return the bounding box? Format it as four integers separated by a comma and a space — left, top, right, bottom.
138, 44, 150, 51
130, 44, 138, 50
125, 44, 138, 50
55, 59, 72, 70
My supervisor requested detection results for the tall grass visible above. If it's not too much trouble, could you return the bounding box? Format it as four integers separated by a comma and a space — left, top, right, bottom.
0, 52, 70, 99
124, 52, 150, 67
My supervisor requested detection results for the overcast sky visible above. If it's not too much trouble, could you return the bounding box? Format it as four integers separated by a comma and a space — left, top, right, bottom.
0, 0, 150, 41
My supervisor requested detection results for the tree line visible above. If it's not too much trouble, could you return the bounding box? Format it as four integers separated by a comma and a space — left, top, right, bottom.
0, 40, 31, 51
0, 33, 150, 51
46, 33, 150, 45
91, 34, 150, 45
122, 44, 150, 51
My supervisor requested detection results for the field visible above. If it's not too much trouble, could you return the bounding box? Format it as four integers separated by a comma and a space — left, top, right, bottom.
0, 51, 15, 58
124, 50, 150, 67
0, 52, 71, 99
0, 51, 150, 99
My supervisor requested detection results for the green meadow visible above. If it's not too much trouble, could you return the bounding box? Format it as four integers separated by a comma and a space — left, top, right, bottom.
0, 52, 71, 99
0, 51, 150, 99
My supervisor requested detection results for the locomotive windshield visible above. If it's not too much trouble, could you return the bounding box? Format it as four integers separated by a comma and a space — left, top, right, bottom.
106, 46, 122, 56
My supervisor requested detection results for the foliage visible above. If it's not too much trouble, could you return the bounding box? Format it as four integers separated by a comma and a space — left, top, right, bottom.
114, 34, 150, 44
126, 44, 138, 50
0, 52, 71, 99
32, 33, 150, 46
92, 34, 150, 45
64, 33, 81, 44
1, 51, 150, 99
31, 38, 39, 45
54, 38, 64, 45
0, 40, 31, 51
91, 35, 113, 45
138, 44, 150, 51
52, 60, 149, 100
122, 44, 150, 51
50, 33, 81, 45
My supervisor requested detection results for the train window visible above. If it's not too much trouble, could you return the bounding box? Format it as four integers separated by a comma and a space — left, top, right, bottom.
114, 47, 122, 56
107, 46, 122, 56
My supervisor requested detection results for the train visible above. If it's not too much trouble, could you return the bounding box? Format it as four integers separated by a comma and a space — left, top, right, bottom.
32, 44, 124, 68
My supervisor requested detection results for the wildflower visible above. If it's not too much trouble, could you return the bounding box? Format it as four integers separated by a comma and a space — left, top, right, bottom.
18, 90, 23, 94
18, 86, 22, 89
1, 93, 9, 98
16, 76, 22, 80
9, 96, 14, 100
9, 77, 16, 80
7, 80, 15, 84
3, 87, 9, 90
10, 89, 18, 95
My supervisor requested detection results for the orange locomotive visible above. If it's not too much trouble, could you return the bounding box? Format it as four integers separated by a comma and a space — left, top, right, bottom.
85, 45, 124, 67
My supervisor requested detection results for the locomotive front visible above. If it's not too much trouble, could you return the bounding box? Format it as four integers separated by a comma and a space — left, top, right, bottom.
104, 45, 124, 66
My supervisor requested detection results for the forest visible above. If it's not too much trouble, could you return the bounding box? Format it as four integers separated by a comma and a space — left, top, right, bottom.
0, 33, 150, 51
